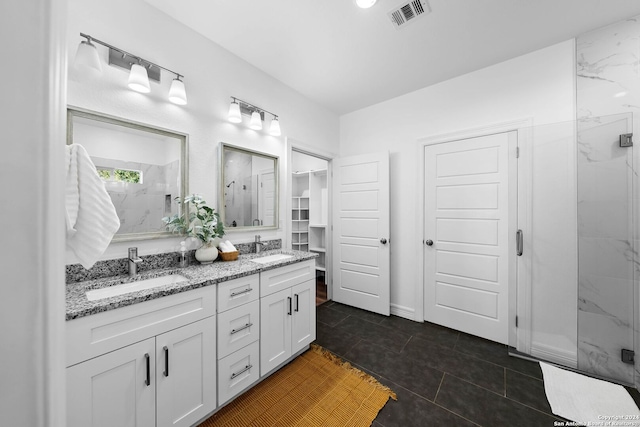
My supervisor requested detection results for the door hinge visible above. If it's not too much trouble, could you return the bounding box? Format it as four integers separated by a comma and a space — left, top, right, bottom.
622, 349, 635, 364
515, 316, 518, 328
620, 133, 633, 148
516, 147, 520, 158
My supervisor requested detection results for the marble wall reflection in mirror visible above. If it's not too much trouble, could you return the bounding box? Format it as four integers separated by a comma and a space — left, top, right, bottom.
220, 144, 278, 229
67, 108, 188, 241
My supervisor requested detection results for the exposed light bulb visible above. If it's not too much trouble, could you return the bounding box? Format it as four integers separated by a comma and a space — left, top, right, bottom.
128, 63, 150, 93
168, 78, 187, 105
355, 0, 377, 8
228, 100, 242, 123
269, 117, 281, 136
250, 111, 263, 130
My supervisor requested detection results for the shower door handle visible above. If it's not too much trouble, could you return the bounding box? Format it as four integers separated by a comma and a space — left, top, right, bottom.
516, 230, 523, 256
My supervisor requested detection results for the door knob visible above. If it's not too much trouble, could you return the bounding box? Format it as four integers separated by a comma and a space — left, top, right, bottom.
425, 239, 433, 246
380, 238, 387, 244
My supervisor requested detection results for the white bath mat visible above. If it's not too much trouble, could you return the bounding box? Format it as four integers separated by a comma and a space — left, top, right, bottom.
540, 362, 640, 425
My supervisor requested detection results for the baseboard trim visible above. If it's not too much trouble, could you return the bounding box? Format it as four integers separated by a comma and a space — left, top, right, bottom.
530, 341, 577, 368
390, 303, 416, 321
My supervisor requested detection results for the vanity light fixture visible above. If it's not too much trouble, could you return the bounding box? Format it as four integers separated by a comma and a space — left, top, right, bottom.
355, 0, 377, 8
127, 61, 151, 93
228, 99, 242, 123
228, 97, 282, 136
249, 111, 263, 130
74, 36, 101, 73
75, 33, 188, 105
168, 77, 188, 105
269, 116, 281, 137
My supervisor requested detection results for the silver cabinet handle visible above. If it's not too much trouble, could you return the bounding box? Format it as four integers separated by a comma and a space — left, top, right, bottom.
230, 364, 252, 380
516, 230, 523, 256
380, 238, 388, 244
425, 239, 433, 246
230, 288, 253, 297
230, 323, 253, 335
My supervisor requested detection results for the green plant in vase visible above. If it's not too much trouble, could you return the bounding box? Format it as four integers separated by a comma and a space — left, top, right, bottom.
162, 194, 225, 264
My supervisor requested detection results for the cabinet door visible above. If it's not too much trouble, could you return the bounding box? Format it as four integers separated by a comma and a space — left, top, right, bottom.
292, 279, 316, 353
156, 316, 216, 427
260, 288, 292, 376
66, 338, 155, 427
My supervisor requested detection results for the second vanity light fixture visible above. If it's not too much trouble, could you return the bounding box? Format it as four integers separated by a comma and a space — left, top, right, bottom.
74, 33, 188, 105
228, 97, 281, 137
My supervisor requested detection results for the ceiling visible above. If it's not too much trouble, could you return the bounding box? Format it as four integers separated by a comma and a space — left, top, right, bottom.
145, 0, 640, 115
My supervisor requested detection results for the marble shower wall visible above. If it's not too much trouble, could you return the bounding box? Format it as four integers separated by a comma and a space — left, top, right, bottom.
93, 157, 180, 235
576, 16, 640, 385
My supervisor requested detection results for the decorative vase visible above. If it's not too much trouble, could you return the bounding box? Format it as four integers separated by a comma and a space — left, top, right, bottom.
195, 241, 219, 264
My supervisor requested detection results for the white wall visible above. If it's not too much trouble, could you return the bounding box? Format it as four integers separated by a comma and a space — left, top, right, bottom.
340, 40, 578, 359
66, 0, 339, 261
0, 0, 67, 426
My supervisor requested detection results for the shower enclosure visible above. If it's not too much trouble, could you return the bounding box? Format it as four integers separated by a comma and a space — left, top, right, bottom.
514, 112, 638, 388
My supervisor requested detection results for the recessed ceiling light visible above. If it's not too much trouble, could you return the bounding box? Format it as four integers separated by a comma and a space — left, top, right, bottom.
355, 0, 377, 8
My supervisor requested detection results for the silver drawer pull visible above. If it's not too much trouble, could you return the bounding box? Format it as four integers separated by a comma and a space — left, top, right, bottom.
230, 364, 252, 380
230, 322, 253, 335
230, 288, 253, 297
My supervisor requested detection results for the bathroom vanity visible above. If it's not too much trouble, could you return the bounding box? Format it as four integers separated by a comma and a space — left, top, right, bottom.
65, 250, 317, 427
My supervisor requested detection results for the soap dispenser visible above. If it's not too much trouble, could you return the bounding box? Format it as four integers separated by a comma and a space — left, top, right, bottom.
179, 241, 188, 268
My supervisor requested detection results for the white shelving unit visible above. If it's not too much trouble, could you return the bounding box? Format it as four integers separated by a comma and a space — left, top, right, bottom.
292, 172, 310, 252
292, 169, 328, 277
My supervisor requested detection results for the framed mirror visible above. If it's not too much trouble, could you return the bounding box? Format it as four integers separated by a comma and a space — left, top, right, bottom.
219, 143, 279, 230
67, 107, 188, 242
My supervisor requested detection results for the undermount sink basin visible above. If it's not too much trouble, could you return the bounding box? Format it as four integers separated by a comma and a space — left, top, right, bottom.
250, 254, 294, 264
86, 274, 189, 301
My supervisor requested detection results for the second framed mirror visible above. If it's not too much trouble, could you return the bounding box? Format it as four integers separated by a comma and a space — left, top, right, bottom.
219, 143, 279, 230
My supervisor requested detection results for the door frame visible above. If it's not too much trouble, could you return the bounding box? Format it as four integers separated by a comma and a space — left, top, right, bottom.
416, 118, 533, 348
286, 138, 336, 300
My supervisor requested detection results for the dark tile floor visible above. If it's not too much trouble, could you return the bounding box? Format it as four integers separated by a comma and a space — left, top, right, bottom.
314, 301, 569, 427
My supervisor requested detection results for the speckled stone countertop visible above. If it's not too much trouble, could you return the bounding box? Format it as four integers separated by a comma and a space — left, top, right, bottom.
66, 249, 318, 321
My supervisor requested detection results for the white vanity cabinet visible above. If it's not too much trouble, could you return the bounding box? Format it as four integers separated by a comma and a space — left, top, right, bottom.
66, 286, 217, 427
260, 260, 316, 376
216, 274, 261, 405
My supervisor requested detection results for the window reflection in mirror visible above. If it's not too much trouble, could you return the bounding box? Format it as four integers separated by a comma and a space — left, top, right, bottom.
67, 108, 188, 242
220, 144, 278, 229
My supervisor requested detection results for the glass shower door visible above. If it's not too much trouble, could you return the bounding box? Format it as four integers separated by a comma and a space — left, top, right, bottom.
577, 113, 636, 385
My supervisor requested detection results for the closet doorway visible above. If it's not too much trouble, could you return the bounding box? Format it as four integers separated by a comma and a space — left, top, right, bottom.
291, 149, 331, 306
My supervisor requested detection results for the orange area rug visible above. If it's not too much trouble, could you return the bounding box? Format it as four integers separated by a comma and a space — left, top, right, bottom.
199, 344, 396, 427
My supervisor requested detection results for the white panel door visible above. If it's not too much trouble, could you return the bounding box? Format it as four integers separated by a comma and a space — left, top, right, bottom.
156, 316, 216, 427
259, 169, 276, 227
332, 152, 390, 315
66, 338, 156, 427
424, 132, 516, 344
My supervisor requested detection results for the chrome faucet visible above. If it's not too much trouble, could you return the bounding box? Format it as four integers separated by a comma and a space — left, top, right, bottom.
128, 247, 144, 276
255, 235, 266, 254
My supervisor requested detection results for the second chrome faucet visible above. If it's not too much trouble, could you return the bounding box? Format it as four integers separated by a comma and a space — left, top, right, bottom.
254, 235, 266, 254
128, 247, 144, 276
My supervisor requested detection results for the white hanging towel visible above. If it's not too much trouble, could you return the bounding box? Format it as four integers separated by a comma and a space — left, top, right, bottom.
65, 144, 120, 269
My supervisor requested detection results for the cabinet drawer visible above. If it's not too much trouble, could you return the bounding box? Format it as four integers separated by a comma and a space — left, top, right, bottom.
66, 285, 216, 367
217, 300, 260, 359
259, 260, 315, 297
217, 274, 259, 313
217, 341, 260, 406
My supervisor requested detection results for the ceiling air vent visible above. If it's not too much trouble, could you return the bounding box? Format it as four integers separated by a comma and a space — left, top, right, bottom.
388, 0, 431, 29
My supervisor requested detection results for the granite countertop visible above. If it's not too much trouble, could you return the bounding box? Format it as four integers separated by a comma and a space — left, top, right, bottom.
66, 249, 318, 321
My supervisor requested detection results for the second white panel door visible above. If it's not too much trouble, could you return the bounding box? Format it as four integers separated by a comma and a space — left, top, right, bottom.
424, 131, 516, 344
